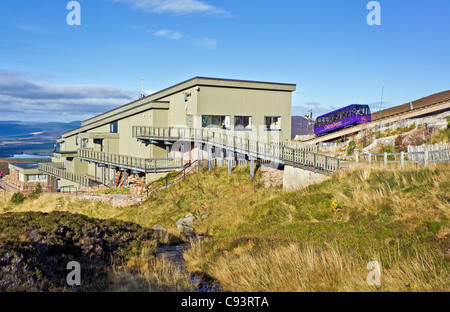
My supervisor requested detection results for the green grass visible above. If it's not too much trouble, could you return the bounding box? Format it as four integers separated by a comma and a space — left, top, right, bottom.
93, 187, 130, 195
0, 164, 449, 292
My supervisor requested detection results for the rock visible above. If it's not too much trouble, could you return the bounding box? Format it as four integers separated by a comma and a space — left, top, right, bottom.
176, 214, 196, 227
153, 224, 167, 232
176, 215, 196, 236
177, 224, 195, 236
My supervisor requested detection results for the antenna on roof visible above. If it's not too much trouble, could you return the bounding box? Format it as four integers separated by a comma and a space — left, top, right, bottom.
140, 79, 145, 98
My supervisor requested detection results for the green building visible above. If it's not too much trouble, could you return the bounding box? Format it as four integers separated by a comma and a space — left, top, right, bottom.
40, 77, 297, 190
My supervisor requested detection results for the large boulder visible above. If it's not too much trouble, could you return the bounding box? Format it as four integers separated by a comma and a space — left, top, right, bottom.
176, 214, 196, 236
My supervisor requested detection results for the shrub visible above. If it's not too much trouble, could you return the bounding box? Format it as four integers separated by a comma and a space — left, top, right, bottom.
10, 192, 25, 205
29, 183, 43, 199
347, 140, 356, 155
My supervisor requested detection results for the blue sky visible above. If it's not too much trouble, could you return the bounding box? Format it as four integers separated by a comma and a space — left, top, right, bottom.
0, 0, 449, 122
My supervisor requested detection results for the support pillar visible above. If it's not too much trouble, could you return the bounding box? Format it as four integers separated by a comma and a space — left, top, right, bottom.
197, 143, 202, 172
181, 141, 185, 165
208, 145, 212, 171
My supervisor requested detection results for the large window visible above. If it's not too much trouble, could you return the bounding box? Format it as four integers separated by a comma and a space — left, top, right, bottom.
202, 115, 231, 129
234, 116, 252, 130
264, 116, 281, 131
28, 174, 47, 182
110, 121, 118, 133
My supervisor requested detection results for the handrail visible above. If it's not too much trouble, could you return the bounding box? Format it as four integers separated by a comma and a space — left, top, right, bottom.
38, 163, 90, 188
132, 126, 339, 175
146, 160, 199, 196
77, 148, 183, 172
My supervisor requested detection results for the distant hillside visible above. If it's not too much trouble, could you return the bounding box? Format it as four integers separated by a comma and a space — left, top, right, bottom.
0, 121, 81, 157
0, 121, 81, 137
291, 116, 313, 138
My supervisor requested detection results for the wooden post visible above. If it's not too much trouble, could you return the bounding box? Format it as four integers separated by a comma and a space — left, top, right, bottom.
228, 157, 232, 175
424, 149, 429, 167
384, 152, 387, 169
400, 152, 404, 168
250, 159, 254, 179
356, 154, 359, 164
368, 153, 371, 166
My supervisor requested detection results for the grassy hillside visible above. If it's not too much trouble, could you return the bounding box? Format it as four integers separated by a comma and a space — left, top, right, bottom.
0, 164, 449, 292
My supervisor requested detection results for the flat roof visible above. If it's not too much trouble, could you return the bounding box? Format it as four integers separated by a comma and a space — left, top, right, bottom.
11, 163, 39, 170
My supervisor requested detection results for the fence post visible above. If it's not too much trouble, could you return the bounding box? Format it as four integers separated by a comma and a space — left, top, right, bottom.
228, 157, 232, 175
197, 144, 201, 172
208, 145, 212, 172
356, 154, 359, 164
368, 153, 371, 166
384, 152, 387, 169
400, 152, 404, 168
424, 150, 429, 167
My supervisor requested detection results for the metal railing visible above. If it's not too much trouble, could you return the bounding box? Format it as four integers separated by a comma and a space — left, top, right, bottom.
132, 126, 338, 175
39, 163, 90, 188
339, 149, 450, 168
77, 148, 183, 172
146, 160, 199, 196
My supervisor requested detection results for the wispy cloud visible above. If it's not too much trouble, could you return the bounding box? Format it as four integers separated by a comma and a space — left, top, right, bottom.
0, 69, 135, 122
15, 24, 50, 34
111, 0, 228, 16
197, 37, 217, 50
153, 29, 182, 40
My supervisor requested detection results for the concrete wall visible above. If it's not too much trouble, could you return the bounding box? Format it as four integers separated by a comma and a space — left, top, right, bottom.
282, 165, 330, 192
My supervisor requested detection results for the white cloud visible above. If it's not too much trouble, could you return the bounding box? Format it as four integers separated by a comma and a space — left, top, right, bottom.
111, 0, 228, 16
0, 69, 136, 122
153, 29, 182, 40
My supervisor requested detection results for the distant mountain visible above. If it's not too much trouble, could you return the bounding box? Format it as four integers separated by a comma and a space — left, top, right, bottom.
0, 121, 81, 157
0, 121, 81, 137
291, 116, 314, 138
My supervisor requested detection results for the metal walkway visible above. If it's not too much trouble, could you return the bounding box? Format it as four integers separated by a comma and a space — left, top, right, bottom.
132, 126, 340, 175
77, 148, 183, 173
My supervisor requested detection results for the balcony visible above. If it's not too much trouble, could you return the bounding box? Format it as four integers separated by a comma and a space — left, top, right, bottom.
38, 162, 91, 188
77, 148, 183, 173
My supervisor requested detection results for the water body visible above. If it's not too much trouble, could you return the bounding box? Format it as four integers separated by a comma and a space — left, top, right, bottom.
156, 240, 222, 292
8, 154, 51, 159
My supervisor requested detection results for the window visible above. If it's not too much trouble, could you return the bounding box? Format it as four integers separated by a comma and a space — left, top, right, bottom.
110, 121, 118, 133
234, 116, 252, 130
264, 116, 281, 130
28, 174, 47, 182
202, 115, 230, 129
